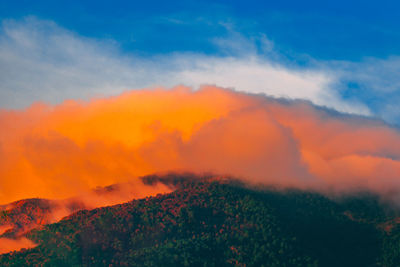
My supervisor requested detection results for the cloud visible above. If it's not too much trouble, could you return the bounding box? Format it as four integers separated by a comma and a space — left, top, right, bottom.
0, 238, 36, 254
171, 55, 370, 115
325, 56, 400, 124
0, 17, 148, 108
0, 17, 370, 117
0, 86, 400, 205
1, 17, 400, 204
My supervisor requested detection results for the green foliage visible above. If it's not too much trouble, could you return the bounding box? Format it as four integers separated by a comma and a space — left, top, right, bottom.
382, 225, 400, 266
0, 178, 399, 266
0, 210, 8, 220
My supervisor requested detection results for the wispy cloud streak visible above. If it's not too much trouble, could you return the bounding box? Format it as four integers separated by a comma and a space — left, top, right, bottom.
0, 17, 370, 117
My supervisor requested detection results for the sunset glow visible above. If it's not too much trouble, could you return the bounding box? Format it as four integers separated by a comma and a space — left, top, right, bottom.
1, 86, 399, 205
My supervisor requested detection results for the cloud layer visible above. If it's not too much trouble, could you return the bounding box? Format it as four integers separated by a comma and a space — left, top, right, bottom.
0, 238, 36, 254
1, 86, 400, 204
0, 17, 372, 117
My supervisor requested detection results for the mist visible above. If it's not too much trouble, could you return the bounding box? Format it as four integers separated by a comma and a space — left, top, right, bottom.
0, 86, 400, 205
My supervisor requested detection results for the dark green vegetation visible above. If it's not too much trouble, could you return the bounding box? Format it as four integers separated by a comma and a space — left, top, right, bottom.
1, 175, 400, 266
0, 199, 55, 237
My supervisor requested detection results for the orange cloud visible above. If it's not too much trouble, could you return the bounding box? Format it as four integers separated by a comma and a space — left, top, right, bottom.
0, 86, 400, 204
0, 238, 36, 254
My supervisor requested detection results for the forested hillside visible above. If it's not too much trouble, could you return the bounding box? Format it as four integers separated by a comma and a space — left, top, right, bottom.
1, 175, 400, 266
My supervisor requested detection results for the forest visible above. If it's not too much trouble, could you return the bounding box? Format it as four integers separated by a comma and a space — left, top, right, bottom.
1, 174, 400, 266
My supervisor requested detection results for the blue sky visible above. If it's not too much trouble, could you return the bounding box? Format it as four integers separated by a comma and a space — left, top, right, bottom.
1, 0, 400, 125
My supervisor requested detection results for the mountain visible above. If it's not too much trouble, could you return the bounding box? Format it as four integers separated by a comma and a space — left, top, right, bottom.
1, 174, 400, 266
0, 188, 115, 238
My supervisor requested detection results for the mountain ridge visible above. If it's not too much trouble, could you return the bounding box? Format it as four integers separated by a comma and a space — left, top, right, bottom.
1, 174, 400, 266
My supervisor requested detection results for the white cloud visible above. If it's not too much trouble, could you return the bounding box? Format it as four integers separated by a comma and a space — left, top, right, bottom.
169, 55, 370, 115
336, 56, 400, 93
0, 17, 370, 117
319, 56, 400, 124
0, 17, 148, 107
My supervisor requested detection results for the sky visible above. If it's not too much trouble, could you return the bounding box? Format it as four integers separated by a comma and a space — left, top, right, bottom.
1, 1, 400, 125
3, 1, 400, 254
1, 1, 400, 205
